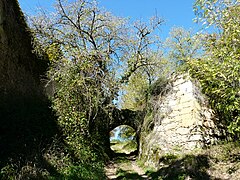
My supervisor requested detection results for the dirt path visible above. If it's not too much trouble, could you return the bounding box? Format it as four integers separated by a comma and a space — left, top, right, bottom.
105, 160, 118, 179
105, 155, 149, 179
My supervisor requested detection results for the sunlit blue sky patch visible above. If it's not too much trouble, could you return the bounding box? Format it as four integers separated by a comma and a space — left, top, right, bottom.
18, 0, 201, 40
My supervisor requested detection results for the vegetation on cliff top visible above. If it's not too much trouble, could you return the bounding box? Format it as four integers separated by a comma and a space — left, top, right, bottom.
0, 0, 239, 179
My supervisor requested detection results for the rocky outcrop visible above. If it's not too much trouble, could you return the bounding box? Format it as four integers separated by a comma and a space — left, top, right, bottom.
0, 0, 47, 99
139, 74, 224, 167
0, 0, 57, 166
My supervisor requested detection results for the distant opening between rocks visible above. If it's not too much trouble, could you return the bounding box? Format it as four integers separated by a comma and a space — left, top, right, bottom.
109, 125, 138, 155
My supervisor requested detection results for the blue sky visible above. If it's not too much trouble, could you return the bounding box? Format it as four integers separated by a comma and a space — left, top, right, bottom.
18, 0, 200, 40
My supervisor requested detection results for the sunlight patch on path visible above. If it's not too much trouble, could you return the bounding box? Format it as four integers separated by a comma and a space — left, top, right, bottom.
105, 161, 118, 179
105, 156, 148, 179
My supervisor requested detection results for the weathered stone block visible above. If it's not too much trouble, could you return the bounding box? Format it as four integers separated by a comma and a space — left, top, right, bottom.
181, 115, 195, 127
176, 127, 189, 135
180, 100, 194, 109
164, 122, 178, 130
185, 141, 198, 150
168, 99, 177, 106
180, 94, 194, 103
178, 107, 193, 115
173, 78, 186, 86
189, 134, 202, 141
193, 100, 201, 110
178, 81, 193, 93
139, 74, 220, 168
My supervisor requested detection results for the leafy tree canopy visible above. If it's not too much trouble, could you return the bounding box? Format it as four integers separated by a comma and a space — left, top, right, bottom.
187, 0, 240, 135
29, 0, 167, 156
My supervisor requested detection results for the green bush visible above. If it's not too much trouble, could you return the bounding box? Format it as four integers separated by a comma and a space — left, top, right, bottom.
187, 0, 240, 135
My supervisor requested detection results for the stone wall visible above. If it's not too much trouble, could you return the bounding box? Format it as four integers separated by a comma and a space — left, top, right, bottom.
0, 0, 57, 163
0, 0, 47, 98
139, 74, 222, 167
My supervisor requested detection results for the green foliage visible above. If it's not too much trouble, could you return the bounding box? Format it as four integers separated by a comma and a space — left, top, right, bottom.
110, 126, 138, 154
149, 76, 171, 96
29, 0, 167, 162
66, 164, 105, 180
32, 0, 124, 165
110, 125, 137, 154
48, 162, 105, 180
0, 164, 15, 180
118, 125, 136, 140
121, 71, 150, 110
159, 154, 179, 165
123, 140, 138, 150
187, 0, 240, 135
164, 27, 204, 68
116, 168, 127, 177
121, 60, 171, 110
28, 0, 165, 178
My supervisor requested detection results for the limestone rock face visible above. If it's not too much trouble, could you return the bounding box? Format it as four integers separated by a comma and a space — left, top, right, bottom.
0, 0, 47, 98
0, 0, 54, 160
139, 74, 222, 168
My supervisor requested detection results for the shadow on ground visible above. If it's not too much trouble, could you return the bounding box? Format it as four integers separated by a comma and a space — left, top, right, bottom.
0, 96, 60, 179
113, 154, 212, 180
115, 171, 145, 180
